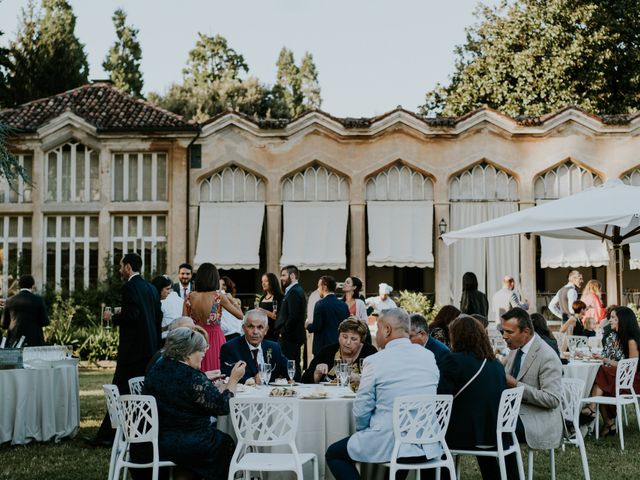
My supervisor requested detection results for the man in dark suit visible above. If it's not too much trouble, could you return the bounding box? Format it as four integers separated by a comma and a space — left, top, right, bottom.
307, 275, 350, 356
220, 309, 288, 383
275, 265, 307, 379
172, 262, 194, 299
1, 275, 49, 347
408, 313, 449, 368
89, 252, 162, 446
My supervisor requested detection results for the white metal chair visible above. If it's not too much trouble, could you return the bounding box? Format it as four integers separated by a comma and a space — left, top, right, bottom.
103, 384, 124, 480
128, 376, 145, 395
559, 378, 590, 480
582, 357, 640, 450
451, 386, 525, 480
228, 397, 318, 480
114, 394, 176, 480
384, 394, 456, 480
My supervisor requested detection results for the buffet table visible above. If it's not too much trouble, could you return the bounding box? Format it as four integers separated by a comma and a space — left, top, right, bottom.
0, 359, 80, 445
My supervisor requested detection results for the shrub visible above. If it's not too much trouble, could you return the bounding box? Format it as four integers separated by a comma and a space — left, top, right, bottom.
44, 294, 83, 349
395, 290, 440, 321
78, 325, 119, 364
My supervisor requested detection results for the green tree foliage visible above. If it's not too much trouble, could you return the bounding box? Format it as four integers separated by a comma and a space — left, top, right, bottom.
0, 121, 30, 185
299, 52, 322, 110
183, 33, 248, 85
272, 48, 322, 118
420, 0, 640, 117
102, 8, 143, 97
6, 0, 88, 106
0, 2, 11, 107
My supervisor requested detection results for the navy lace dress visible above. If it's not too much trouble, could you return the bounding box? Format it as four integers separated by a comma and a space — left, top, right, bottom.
143, 357, 235, 480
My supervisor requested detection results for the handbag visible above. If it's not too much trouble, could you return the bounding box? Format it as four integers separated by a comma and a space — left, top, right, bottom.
454, 359, 487, 399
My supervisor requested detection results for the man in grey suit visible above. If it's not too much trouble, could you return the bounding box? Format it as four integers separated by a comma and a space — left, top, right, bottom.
326, 308, 440, 480
502, 307, 563, 455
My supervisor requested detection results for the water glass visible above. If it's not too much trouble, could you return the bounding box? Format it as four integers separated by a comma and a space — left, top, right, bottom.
287, 360, 296, 382
259, 362, 273, 386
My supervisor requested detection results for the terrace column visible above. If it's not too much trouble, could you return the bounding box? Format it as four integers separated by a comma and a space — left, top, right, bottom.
434, 201, 450, 306
266, 203, 282, 274
349, 203, 366, 282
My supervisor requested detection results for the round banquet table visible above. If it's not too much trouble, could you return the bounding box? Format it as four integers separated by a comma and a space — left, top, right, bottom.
217, 384, 405, 480
563, 359, 602, 397
0, 359, 80, 445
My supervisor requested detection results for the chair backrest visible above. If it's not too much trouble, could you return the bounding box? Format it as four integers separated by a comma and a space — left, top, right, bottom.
118, 394, 160, 444
229, 397, 299, 447
616, 358, 639, 393
392, 394, 453, 446
103, 384, 121, 429
128, 376, 145, 395
496, 386, 524, 435
567, 335, 588, 350
560, 378, 585, 426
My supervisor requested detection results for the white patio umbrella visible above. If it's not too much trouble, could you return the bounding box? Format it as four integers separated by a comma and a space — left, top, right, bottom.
442, 180, 640, 302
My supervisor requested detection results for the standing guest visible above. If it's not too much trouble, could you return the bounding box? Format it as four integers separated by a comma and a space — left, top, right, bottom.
151, 275, 183, 341
501, 308, 563, 457
583, 306, 640, 434
341, 276, 372, 344
218, 278, 244, 342
409, 313, 450, 368
548, 270, 583, 323
1, 274, 48, 348
530, 312, 561, 358
491, 275, 529, 326
275, 265, 307, 379
220, 309, 288, 384
307, 276, 351, 356
183, 263, 243, 372
220, 276, 242, 308
460, 272, 489, 316
429, 305, 461, 347
144, 327, 246, 480
90, 253, 163, 447
581, 279, 606, 326
438, 315, 508, 480
258, 272, 284, 342
302, 317, 376, 384
325, 308, 440, 480
364, 283, 397, 314
172, 263, 194, 300
559, 300, 591, 336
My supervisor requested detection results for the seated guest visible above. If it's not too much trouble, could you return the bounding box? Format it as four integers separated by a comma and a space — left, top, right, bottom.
471, 313, 489, 330
307, 275, 350, 356
143, 327, 246, 480
429, 305, 461, 347
530, 312, 561, 358
409, 313, 449, 368
301, 317, 377, 384
583, 306, 640, 435
438, 315, 508, 480
220, 309, 288, 383
502, 308, 563, 454
559, 300, 590, 336
325, 308, 440, 480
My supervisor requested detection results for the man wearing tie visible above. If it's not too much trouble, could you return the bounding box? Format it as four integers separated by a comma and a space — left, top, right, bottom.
172, 263, 194, 299
220, 309, 288, 383
275, 265, 307, 379
501, 307, 562, 472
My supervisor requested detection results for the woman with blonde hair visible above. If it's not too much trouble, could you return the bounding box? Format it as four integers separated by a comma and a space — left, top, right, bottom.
581, 279, 605, 326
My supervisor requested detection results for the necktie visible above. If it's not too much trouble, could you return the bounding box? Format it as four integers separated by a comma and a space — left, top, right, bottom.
183, 287, 188, 299
251, 349, 259, 369
511, 348, 524, 378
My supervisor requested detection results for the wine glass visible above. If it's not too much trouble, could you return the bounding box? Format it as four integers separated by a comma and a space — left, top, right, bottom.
272, 300, 278, 316
287, 360, 296, 383
259, 362, 273, 386
338, 364, 351, 388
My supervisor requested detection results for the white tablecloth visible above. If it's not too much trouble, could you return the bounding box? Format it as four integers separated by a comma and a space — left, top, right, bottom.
563, 360, 602, 397
0, 360, 80, 445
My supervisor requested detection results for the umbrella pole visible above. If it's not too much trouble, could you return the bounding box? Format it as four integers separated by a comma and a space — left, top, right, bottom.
612, 223, 623, 305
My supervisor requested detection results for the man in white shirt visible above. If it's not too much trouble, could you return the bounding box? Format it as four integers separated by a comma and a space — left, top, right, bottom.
548, 270, 583, 322
491, 275, 529, 327
364, 283, 397, 315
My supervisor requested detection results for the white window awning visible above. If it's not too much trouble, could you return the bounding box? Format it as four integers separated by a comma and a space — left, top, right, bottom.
280, 201, 349, 270
194, 202, 264, 269
540, 237, 609, 268
366, 200, 434, 268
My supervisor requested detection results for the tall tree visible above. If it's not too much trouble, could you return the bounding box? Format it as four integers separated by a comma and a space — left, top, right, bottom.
273, 47, 302, 118
103, 8, 143, 97
420, 0, 640, 117
299, 52, 322, 110
183, 33, 248, 87
0, 121, 29, 186
7, 0, 88, 106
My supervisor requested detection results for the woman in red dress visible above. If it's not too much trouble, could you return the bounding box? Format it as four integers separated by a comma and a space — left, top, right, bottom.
183, 263, 243, 372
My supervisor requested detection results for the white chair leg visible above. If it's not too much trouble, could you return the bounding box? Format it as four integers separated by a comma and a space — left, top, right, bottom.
435, 466, 441, 480
549, 449, 556, 480
634, 398, 640, 433
595, 404, 600, 439
515, 448, 526, 480
576, 432, 591, 480
497, 453, 506, 480
623, 404, 629, 426
527, 449, 534, 480
617, 404, 625, 450
454, 455, 461, 480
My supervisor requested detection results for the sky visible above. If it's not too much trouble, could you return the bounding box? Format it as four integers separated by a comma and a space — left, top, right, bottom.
0, 0, 496, 117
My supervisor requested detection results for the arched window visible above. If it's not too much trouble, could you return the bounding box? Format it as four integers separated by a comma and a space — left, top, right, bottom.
450, 162, 518, 201
199, 165, 266, 202
621, 168, 640, 186
534, 161, 602, 200
45, 141, 99, 202
365, 163, 433, 201
282, 164, 349, 201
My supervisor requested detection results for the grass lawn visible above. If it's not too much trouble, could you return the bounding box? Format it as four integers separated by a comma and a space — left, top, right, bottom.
1, 367, 639, 479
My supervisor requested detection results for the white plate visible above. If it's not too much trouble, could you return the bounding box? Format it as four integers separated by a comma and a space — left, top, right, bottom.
320, 381, 339, 386
301, 394, 329, 400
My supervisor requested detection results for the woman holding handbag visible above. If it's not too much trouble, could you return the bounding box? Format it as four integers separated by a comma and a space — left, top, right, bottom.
437, 314, 507, 480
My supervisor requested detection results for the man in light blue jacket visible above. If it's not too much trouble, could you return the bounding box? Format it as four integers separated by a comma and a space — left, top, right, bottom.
326, 308, 440, 479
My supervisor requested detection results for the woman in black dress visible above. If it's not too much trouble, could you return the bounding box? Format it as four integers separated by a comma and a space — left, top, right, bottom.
257, 272, 284, 342
460, 271, 489, 316
144, 327, 246, 480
